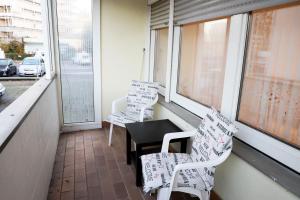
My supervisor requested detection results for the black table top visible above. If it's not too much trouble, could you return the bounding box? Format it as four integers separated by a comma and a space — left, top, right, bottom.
125, 119, 182, 145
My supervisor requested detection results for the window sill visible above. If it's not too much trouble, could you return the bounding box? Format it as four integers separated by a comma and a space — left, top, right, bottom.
0, 76, 56, 153
157, 95, 300, 197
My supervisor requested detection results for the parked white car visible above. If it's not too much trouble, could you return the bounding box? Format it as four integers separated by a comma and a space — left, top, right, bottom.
0, 83, 5, 97
19, 57, 46, 76
72, 52, 92, 65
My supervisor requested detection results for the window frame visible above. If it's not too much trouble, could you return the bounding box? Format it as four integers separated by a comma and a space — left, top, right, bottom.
149, 29, 167, 95
170, 15, 241, 118
229, 13, 300, 173
41, 0, 59, 80
168, 13, 300, 172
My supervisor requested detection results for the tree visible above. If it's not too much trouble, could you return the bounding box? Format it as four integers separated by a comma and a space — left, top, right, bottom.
0, 40, 26, 60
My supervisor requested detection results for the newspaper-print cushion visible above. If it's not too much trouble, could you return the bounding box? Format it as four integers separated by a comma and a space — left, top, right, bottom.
126, 80, 159, 119
191, 107, 238, 163
106, 111, 138, 127
141, 153, 214, 193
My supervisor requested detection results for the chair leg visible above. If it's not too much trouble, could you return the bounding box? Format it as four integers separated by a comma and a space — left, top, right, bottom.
157, 188, 171, 200
200, 190, 210, 200
108, 123, 113, 146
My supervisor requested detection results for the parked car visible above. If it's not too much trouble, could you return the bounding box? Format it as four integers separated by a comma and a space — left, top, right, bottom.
72, 52, 92, 65
0, 83, 5, 97
0, 59, 17, 76
18, 57, 46, 76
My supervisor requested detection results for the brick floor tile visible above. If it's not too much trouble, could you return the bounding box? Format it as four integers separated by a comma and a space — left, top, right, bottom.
75, 143, 84, 151
75, 181, 87, 199
48, 129, 217, 200
47, 191, 60, 200
61, 177, 74, 192
64, 157, 75, 167
86, 172, 99, 187
100, 179, 115, 200
113, 182, 128, 199
75, 169, 86, 183
88, 186, 102, 200
97, 166, 109, 180
63, 166, 74, 178
75, 150, 84, 159
75, 162, 85, 170
107, 160, 118, 169
61, 191, 74, 200
53, 161, 64, 173
75, 197, 88, 200
109, 169, 122, 183
94, 155, 105, 167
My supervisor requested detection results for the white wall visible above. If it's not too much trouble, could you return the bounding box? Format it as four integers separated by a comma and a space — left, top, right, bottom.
101, 0, 148, 119
154, 104, 300, 200
0, 80, 60, 200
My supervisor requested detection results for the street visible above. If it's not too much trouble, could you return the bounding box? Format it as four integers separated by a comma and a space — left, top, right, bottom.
0, 80, 36, 112
0, 61, 95, 121
60, 61, 95, 123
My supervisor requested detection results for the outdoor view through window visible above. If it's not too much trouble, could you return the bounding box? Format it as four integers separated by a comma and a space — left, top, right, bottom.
57, 0, 94, 124
238, 5, 300, 148
0, 0, 46, 113
177, 18, 230, 110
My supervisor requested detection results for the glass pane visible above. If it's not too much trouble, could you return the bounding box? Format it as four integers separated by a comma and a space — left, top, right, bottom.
154, 28, 168, 87
238, 5, 300, 148
177, 18, 230, 110
56, 0, 94, 123
0, 0, 45, 112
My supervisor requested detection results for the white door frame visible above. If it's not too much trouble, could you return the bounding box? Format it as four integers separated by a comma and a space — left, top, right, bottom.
57, 0, 102, 132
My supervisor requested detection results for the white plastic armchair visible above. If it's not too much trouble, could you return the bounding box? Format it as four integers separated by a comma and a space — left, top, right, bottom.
111, 96, 128, 114
111, 94, 159, 121
139, 94, 159, 122
108, 93, 159, 146
157, 130, 232, 200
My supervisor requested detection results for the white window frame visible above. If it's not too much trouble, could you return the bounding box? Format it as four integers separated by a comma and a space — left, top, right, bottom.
41, 0, 58, 80
169, 13, 300, 172
54, 0, 102, 131
225, 15, 300, 173
149, 29, 167, 95
170, 16, 238, 118
149, 0, 174, 98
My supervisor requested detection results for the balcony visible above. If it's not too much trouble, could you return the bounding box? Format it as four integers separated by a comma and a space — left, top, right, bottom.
0, 0, 299, 200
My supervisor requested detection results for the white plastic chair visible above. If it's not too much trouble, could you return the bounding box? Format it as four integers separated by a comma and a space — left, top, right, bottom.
106, 80, 159, 146
141, 107, 238, 200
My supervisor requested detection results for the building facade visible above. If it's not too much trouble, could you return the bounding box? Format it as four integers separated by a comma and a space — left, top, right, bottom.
0, 0, 42, 44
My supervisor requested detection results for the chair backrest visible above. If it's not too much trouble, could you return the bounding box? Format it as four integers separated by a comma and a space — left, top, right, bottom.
126, 80, 159, 119
191, 107, 238, 162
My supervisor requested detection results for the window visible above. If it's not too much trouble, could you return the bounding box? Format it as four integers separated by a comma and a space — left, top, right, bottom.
0, 0, 54, 113
177, 18, 230, 110
150, 27, 169, 94
56, 0, 96, 124
170, 17, 232, 117
238, 5, 300, 149
154, 28, 168, 87
168, 10, 299, 171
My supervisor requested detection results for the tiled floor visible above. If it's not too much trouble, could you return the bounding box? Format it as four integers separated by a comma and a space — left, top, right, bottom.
47, 127, 215, 200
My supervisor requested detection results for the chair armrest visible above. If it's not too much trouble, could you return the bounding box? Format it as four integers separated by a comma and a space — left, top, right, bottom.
161, 130, 197, 153
169, 145, 232, 190
139, 94, 159, 122
112, 96, 127, 113
175, 147, 232, 170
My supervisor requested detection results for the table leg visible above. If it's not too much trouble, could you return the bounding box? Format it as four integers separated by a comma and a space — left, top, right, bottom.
180, 138, 187, 153
126, 129, 131, 165
136, 144, 142, 187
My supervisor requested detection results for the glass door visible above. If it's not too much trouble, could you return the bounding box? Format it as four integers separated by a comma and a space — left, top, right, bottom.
56, 0, 95, 124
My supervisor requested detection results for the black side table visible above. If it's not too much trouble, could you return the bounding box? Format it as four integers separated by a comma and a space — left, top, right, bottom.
125, 119, 188, 186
